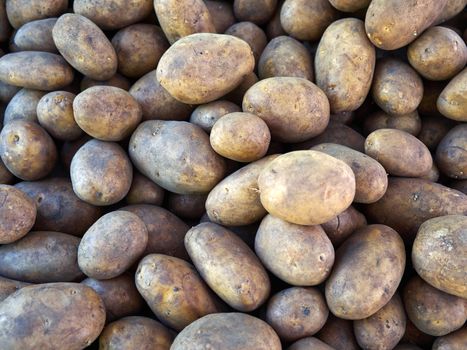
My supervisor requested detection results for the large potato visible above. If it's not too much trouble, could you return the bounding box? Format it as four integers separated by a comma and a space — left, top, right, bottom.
436, 125, 467, 179
5, 0, 67, 28
190, 100, 241, 133
234, 0, 277, 25
4, 88, 45, 124
363, 110, 422, 136
225, 22, 267, 66
0, 276, 30, 302
437, 68, 467, 121
432, 327, 467, 350
321, 206, 367, 247
125, 172, 165, 206
317, 315, 360, 350
12, 18, 57, 53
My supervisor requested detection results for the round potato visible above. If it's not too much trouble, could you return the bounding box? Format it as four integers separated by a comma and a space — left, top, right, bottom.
437, 68, 467, 121
432, 327, 467, 350
81, 73, 131, 91
12, 18, 57, 53
167, 193, 207, 220
205, 1, 236, 33
328, 0, 370, 12
363, 110, 422, 136
225, 22, 267, 66
5, 0, 67, 28
436, 124, 467, 179
4, 88, 45, 124
0, 276, 30, 303
233, 0, 277, 25
418, 115, 454, 150
288, 337, 335, 350
190, 100, 241, 133
126, 172, 165, 206
321, 206, 367, 247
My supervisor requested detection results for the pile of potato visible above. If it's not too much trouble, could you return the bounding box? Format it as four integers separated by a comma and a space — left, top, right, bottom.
0, 0, 466, 349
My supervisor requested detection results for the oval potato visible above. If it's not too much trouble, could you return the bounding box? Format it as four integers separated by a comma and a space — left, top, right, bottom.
435, 124, 467, 179
5, 0, 67, 28
225, 22, 267, 66
12, 18, 57, 53
4, 88, 45, 124
233, 0, 277, 25
190, 100, 241, 133
437, 68, 467, 122
432, 327, 467, 350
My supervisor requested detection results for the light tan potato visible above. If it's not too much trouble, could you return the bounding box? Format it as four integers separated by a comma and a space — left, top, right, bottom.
322, 206, 367, 247
125, 172, 165, 206
190, 100, 241, 133
288, 337, 335, 350
4, 88, 45, 123
363, 110, 422, 136
432, 327, 467, 350
418, 115, 454, 150
205, 0, 236, 33
0, 276, 30, 302
166, 193, 207, 220
225, 71, 259, 105
436, 124, 467, 179
234, 0, 277, 25
328, 0, 370, 12
12, 18, 57, 53
225, 22, 267, 65
437, 68, 467, 121
81, 73, 131, 91
317, 315, 360, 350
5, 0, 67, 28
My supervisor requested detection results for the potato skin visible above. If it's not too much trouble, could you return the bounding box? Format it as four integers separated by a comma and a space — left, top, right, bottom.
0, 81, 19, 104
13, 18, 57, 53
234, 0, 277, 25
315, 18, 375, 113
317, 315, 360, 350
225, 71, 259, 105
0, 0, 10, 42
0, 276, 30, 302
126, 173, 165, 206
437, 68, 467, 121
436, 125, 467, 179
53, 13, 118, 80
205, 1, 236, 33
4, 88, 45, 124
0, 283, 106, 350
418, 115, 454, 151
171, 313, 281, 350
288, 337, 335, 350
0, 159, 13, 184
185, 222, 271, 312
325, 224, 406, 320
322, 206, 367, 247
363, 110, 422, 136
166, 193, 206, 220
190, 100, 241, 133
81, 73, 131, 91
225, 22, 267, 66
432, 327, 467, 350
135, 254, 223, 331
328, 0, 370, 12
5, 0, 67, 28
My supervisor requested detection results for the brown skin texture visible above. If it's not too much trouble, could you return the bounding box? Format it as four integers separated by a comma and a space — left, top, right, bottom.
437, 68, 467, 121
0, 231, 83, 283
4, 88, 45, 124
0, 81, 19, 104
172, 313, 281, 350
325, 224, 406, 320
288, 337, 335, 350
5, 0, 67, 28
167, 193, 207, 220
322, 206, 367, 247
205, 1, 235, 33
436, 125, 467, 179
433, 0, 467, 25
225, 71, 258, 105
129, 120, 226, 194
419, 80, 445, 117
365, 128, 432, 177
78, 211, 148, 280
112, 24, 169, 78
353, 293, 406, 350
0, 120, 57, 181
135, 254, 223, 331
259, 151, 355, 225
328, 0, 370, 12
225, 22, 267, 66
126, 172, 165, 206
99, 316, 173, 350
190, 100, 241, 133
0, 51, 73, 90
70, 140, 133, 206
413, 215, 467, 298
185, 223, 271, 311
13, 18, 57, 53
0, 276, 30, 302
0, 185, 36, 244
53, 14, 118, 80
372, 58, 424, 115
0, 159, 14, 184
0, 0, 10, 42
60, 135, 90, 170
157, 33, 254, 104
234, 0, 277, 25
418, 115, 454, 151
315, 18, 375, 113
421, 163, 440, 182
81, 73, 130, 91
432, 327, 467, 350
363, 110, 422, 136
258, 35, 313, 81
0, 283, 106, 350
365, 0, 448, 50
206, 155, 279, 226
317, 315, 360, 350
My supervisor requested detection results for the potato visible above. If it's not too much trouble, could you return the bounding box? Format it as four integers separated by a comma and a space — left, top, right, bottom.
325, 224, 406, 320
135, 254, 223, 331
436, 125, 467, 179
70, 139, 133, 206
73, 0, 153, 30
60, 135, 90, 170
317, 315, 360, 350
288, 337, 335, 350
418, 115, 454, 150
112, 24, 169, 78
78, 211, 148, 280
363, 110, 422, 136
0, 283, 105, 349
129, 120, 225, 194
0, 120, 57, 181
0, 185, 36, 244
0, 0, 10, 42
258, 150, 355, 225
5, 0, 67, 28
353, 294, 406, 350
225, 22, 267, 65
412, 215, 467, 298
258, 35, 313, 80
321, 206, 367, 247
99, 316, 173, 350
0, 159, 13, 184
365, 0, 448, 50
167, 193, 207, 220
4, 88, 45, 123
371, 58, 424, 115
36, 91, 83, 141
0, 276, 30, 302
185, 222, 270, 311
0, 231, 83, 283
280, 0, 337, 41
437, 68, 467, 121
53, 13, 118, 80
234, 0, 277, 25
408, 27, 467, 81
403, 275, 466, 337
122, 204, 189, 259
82, 274, 143, 323
157, 33, 254, 104
190, 100, 241, 133
171, 313, 281, 350
315, 18, 375, 113
0, 81, 19, 104
0, 51, 73, 90
125, 172, 165, 206
420, 162, 440, 182
225, 71, 259, 105
432, 327, 467, 350
328, 0, 370, 12
255, 214, 334, 286
205, 1, 236, 33
12, 18, 57, 53
81, 73, 131, 91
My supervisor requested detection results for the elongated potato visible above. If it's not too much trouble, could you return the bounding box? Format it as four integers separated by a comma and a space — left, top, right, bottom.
225, 22, 267, 65
437, 68, 467, 121
432, 327, 467, 350
363, 110, 422, 136
12, 18, 57, 53
436, 125, 467, 179
322, 206, 367, 247
125, 173, 165, 206
4, 88, 45, 124
0, 276, 30, 302
5, 0, 67, 28
190, 100, 241, 133
317, 315, 360, 350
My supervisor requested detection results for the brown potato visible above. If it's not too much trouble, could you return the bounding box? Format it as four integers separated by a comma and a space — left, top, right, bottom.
53, 13, 117, 80
363, 110, 422, 136
166, 193, 207, 220
185, 222, 270, 311
419, 80, 446, 118
433, 0, 467, 24
0, 159, 14, 184
205, 0, 236, 33
418, 115, 454, 150
328, 0, 370, 12
125, 172, 165, 206
135, 254, 223, 331
81, 73, 131, 91
5, 0, 67, 28
0, 276, 30, 302
288, 337, 335, 350
432, 327, 467, 350
225, 22, 267, 65
317, 315, 360, 350
437, 68, 467, 121
157, 33, 254, 104
70, 140, 133, 206
255, 214, 334, 286
0, 283, 105, 349
0, 0, 10, 42
436, 124, 467, 179
190, 100, 241, 133
225, 71, 259, 105
234, 0, 277, 25
321, 206, 367, 247
78, 211, 148, 280
4, 88, 45, 123
12, 18, 57, 52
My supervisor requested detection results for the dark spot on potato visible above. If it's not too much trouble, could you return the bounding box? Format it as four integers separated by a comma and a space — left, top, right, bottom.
302, 306, 311, 316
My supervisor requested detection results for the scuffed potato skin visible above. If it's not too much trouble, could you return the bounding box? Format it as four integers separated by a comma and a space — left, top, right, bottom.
321, 206, 367, 247
234, 0, 277, 25
4, 88, 45, 124
437, 68, 467, 122
13, 18, 57, 53
5, 0, 67, 28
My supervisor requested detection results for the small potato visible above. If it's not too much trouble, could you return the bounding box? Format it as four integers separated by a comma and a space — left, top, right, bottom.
185, 223, 270, 311
157, 33, 254, 104
167, 193, 207, 220
112, 24, 169, 78
0, 120, 57, 181
225, 71, 259, 105
436, 125, 467, 179
371, 58, 424, 115
78, 211, 148, 280
317, 315, 360, 350
135, 254, 223, 331
0, 276, 30, 302
205, 1, 236, 33
328, 0, 370, 12
99, 316, 173, 350
190, 100, 241, 133
4, 88, 45, 124
12, 18, 57, 53
0, 283, 106, 349
258, 35, 313, 80
53, 13, 117, 80
0, 231, 83, 283
322, 206, 367, 247
5, 0, 67, 28
0, 185, 36, 244
126, 172, 165, 206
437, 68, 467, 121
81, 73, 131, 91
288, 337, 335, 350
418, 115, 454, 151
353, 294, 406, 350
412, 215, 467, 298
225, 22, 267, 65
234, 0, 277, 25
171, 313, 281, 350
363, 110, 422, 136
0, 159, 14, 184
432, 327, 467, 350
70, 140, 133, 206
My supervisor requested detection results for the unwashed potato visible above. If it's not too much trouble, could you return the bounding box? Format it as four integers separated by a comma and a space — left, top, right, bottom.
166, 193, 207, 220
53, 13, 118, 80
0, 283, 106, 349
185, 222, 270, 311
190, 100, 241, 133
171, 313, 281, 350
81, 73, 131, 91
432, 327, 467, 350
205, 1, 236, 33
78, 211, 148, 280
363, 110, 422, 136
288, 337, 335, 350
419, 80, 446, 118
433, 0, 467, 24
157, 33, 254, 104
0, 276, 30, 302
418, 115, 454, 150
234, 0, 277, 25
5, 0, 67, 28
321, 206, 367, 247
4, 88, 45, 124
0, 120, 57, 181
225, 22, 267, 66
135, 254, 223, 331
437, 68, 467, 121
0, 231, 83, 283
317, 314, 360, 350
126, 172, 165, 206
12, 18, 57, 53
328, 0, 370, 12
436, 124, 467, 179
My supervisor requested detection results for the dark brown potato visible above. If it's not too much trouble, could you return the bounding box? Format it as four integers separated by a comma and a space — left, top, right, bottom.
0, 81, 19, 104
432, 327, 467, 350
317, 314, 360, 350
167, 193, 207, 220
189, 100, 241, 133
60, 135, 91, 170
418, 115, 454, 151
450, 179, 467, 194
205, 0, 236, 33
0, 159, 14, 184
321, 206, 367, 247
436, 124, 467, 179
0, 0, 10, 42
419, 80, 446, 117
12, 18, 57, 52
288, 337, 335, 350
125, 172, 165, 206
4, 88, 45, 124
328, 0, 370, 12
225, 22, 267, 65
5, 0, 67, 28
225, 71, 259, 105
0, 276, 30, 302
437, 68, 467, 121
81, 73, 131, 91
363, 110, 422, 136
234, 0, 277, 25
